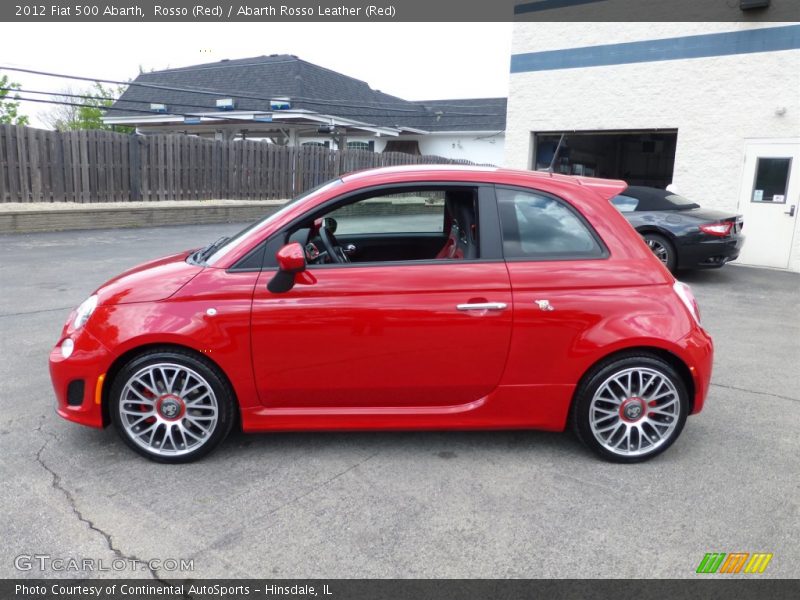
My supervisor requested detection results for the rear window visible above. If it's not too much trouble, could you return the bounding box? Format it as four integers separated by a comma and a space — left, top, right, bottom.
611, 194, 639, 213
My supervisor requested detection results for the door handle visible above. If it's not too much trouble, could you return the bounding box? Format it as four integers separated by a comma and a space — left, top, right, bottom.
786, 205, 796, 217
456, 302, 508, 311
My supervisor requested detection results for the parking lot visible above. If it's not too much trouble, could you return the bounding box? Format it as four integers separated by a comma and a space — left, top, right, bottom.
1, 223, 798, 579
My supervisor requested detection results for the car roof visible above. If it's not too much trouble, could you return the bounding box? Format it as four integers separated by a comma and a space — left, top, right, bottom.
340, 165, 628, 201
617, 185, 700, 211
621, 186, 671, 201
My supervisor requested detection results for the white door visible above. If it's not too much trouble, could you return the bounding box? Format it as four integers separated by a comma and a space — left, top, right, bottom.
737, 141, 800, 269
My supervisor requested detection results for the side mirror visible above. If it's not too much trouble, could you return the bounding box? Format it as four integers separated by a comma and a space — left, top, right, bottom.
268, 243, 307, 293
277, 242, 306, 273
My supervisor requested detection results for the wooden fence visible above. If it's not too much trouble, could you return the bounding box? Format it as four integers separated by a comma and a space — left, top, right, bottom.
0, 125, 482, 203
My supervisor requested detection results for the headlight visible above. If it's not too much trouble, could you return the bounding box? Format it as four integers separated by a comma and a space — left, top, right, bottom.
72, 295, 98, 330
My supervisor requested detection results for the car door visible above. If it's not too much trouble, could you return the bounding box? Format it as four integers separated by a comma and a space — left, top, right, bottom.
495, 185, 616, 388
250, 184, 513, 410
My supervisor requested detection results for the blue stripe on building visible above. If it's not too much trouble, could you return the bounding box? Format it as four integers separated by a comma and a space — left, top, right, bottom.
514, 0, 606, 14
510, 25, 800, 73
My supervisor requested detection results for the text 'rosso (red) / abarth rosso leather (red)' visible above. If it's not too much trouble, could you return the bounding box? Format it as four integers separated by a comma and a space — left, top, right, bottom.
49, 166, 713, 463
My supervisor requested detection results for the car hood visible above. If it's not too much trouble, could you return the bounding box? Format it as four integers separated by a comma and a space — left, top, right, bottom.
94, 250, 203, 306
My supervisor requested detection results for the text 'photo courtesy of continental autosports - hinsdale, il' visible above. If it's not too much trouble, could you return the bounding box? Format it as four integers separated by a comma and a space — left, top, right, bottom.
50, 165, 713, 464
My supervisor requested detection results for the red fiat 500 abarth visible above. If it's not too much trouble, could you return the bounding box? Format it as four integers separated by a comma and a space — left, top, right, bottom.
49, 166, 713, 463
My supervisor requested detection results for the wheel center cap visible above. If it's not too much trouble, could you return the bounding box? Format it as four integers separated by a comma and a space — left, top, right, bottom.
156, 394, 185, 421
620, 397, 646, 422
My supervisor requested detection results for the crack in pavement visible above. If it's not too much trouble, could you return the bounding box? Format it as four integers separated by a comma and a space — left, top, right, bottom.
262, 450, 380, 521
0, 306, 74, 319
32, 421, 170, 585
710, 382, 799, 404
189, 450, 381, 565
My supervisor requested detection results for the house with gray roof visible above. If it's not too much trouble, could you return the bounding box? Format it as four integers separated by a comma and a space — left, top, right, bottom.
103, 55, 506, 165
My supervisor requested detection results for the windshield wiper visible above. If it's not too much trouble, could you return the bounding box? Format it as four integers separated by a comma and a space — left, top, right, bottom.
192, 236, 230, 265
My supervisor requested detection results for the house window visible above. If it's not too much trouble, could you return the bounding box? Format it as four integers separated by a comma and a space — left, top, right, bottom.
302, 141, 329, 148
347, 141, 373, 152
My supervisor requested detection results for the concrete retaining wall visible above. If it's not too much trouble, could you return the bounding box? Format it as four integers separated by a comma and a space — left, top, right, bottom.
0, 201, 284, 234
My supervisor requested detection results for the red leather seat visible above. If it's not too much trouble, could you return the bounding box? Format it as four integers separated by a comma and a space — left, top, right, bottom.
436, 193, 478, 260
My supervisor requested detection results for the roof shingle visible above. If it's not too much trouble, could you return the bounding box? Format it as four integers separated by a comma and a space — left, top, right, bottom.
111, 55, 506, 132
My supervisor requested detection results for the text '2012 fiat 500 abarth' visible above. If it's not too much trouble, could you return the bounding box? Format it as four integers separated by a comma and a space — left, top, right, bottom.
50, 166, 713, 463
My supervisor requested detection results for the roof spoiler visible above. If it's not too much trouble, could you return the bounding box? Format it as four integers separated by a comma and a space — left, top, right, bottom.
548, 174, 628, 201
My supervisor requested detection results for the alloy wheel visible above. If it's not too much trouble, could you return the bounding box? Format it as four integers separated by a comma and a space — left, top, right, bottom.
646, 238, 669, 265
118, 362, 219, 457
588, 367, 680, 457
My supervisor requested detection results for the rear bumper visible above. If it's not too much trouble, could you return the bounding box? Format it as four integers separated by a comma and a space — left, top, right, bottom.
678, 235, 745, 269
49, 328, 112, 429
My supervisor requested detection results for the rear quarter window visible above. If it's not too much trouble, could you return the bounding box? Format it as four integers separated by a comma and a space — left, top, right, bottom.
497, 187, 606, 260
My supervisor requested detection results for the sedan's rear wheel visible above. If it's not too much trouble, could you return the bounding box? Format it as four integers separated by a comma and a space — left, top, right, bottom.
571, 354, 689, 463
110, 349, 235, 463
642, 232, 677, 272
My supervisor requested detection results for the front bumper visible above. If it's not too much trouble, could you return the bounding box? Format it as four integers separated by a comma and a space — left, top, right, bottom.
49, 328, 113, 428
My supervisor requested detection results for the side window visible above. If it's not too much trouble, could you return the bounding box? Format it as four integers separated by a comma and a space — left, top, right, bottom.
327, 191, 446, 235
497, 187, 605, 260
611, 194, 639, 213
290, 187, 481, 265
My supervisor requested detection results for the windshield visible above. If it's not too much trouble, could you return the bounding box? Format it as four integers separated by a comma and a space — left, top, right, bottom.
201, 178, 343, 266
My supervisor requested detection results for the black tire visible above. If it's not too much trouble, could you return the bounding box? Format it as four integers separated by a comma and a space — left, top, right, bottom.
570, 353, 689, 463
110, 348, 235, 463
642, 232, 677, 272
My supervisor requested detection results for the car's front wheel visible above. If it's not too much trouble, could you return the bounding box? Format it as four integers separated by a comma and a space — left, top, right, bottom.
110, 349, 235, 463
571, 354, 689, 463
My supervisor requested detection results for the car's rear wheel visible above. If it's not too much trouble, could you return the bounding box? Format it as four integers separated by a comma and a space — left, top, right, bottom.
642, 232, 677, 272
571, 354, 689, 463
110, 349, 235, 463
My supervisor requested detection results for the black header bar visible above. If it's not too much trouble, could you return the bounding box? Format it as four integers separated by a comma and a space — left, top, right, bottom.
3, 0, 799, 22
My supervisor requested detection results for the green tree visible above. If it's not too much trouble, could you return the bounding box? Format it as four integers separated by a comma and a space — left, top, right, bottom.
44, 82, 133, 133
0, 74, 30, 126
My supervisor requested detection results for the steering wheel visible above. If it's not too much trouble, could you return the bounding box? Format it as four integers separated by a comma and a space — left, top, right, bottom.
318, 223, 349, 264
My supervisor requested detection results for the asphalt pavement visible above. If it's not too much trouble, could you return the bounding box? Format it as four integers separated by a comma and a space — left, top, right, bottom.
0, 224, 798, 579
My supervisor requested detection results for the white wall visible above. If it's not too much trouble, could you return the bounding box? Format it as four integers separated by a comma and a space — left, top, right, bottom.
300, 132, 505, 166
506, 22, 800, 270
415, 133, 504, 165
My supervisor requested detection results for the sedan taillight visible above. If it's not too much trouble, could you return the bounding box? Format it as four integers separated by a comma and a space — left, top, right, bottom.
699, 222, 733, 237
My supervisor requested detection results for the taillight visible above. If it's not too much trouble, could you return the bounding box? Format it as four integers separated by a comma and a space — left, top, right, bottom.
673, 281, 701, 324
699, 222, 733, 237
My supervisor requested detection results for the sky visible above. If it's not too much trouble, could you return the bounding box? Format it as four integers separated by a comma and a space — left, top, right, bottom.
0, 22, 513, 128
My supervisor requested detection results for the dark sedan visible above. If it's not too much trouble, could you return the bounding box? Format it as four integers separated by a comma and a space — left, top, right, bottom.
611, 186, 745, 272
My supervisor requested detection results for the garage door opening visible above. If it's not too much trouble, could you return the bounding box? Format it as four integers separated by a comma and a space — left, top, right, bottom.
533, 130, 678, 188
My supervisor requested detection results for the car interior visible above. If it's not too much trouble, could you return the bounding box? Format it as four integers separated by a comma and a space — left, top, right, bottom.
288, 187, 480, 264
